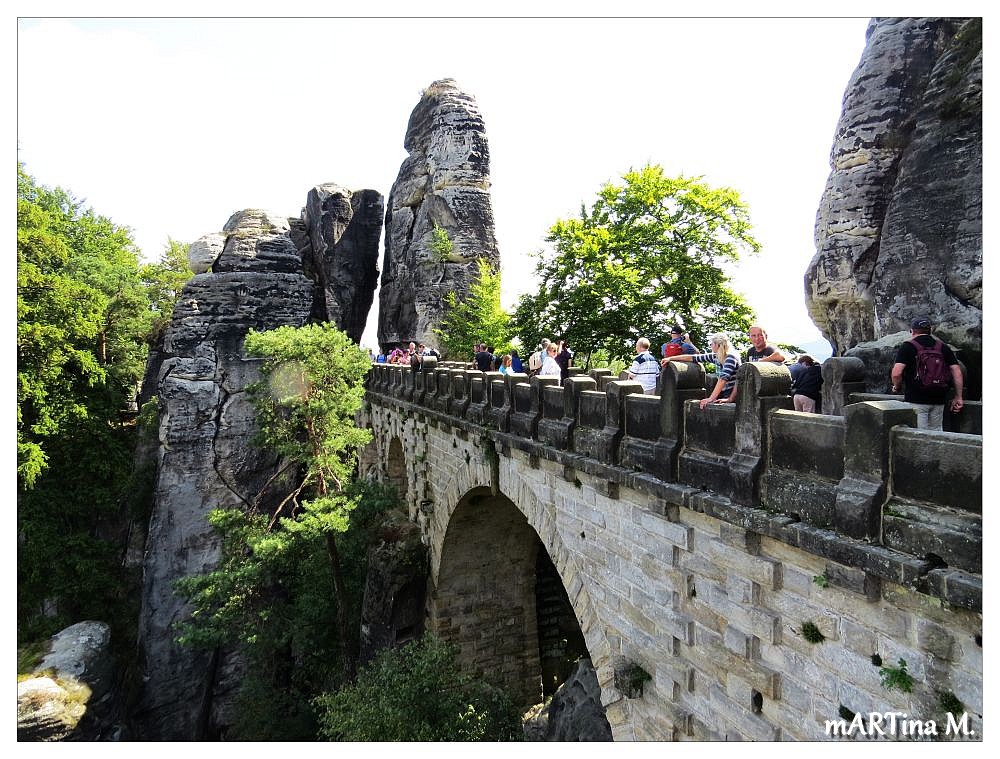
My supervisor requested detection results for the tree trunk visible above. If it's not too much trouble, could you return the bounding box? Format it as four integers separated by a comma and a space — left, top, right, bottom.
325, 531, 357, 682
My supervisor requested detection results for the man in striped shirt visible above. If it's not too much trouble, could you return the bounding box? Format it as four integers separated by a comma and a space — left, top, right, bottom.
627, 337, 661, 394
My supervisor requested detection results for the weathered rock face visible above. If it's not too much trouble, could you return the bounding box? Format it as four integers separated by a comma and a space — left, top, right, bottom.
378, 79, 500, 353
135, 209, 315, 740
358, 511, 427, 665
301, 184, 384, 342
18, 621, 117, 741
522, 658, 612, 742
806, 18, 981, 356
135, 189, 382, 738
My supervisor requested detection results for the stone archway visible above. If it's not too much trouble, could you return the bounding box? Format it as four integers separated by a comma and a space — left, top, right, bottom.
428, 487, 594, 709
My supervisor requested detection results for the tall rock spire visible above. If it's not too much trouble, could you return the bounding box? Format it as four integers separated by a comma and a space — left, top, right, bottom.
378, 79, 501, 352
806, 18, 981, 356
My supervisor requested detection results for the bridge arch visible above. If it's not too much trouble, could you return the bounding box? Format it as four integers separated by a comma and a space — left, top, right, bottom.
385, 436, 407, 500
426, 469, 613, 714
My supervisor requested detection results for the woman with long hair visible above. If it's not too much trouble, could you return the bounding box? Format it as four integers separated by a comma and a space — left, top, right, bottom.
661, 333, 741, 410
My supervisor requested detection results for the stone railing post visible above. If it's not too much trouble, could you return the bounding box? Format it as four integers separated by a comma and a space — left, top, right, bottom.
575, 380, 643, 465
449, 369, 471, 418
402, 366, 415, 402
822, 356, 867, 416
834, 400, 916, 541
434, 367, 452, 413
730, 362, 793, 506
588, 368, 613, 390
650, 362, 707, 481
468, 371, 502, 425
538, 376, 596, 450
510, 376, 558, 439
489, 372, 527, 431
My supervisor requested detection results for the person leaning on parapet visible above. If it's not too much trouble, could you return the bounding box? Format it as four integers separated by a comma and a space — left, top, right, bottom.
746, 326, 786, 363
662, 333, 741, 410
661, 325, 698, 359
790, 355, 823, 413
538, 341, 562, 378
627, 337, 661, 395
890, 316, 964, 430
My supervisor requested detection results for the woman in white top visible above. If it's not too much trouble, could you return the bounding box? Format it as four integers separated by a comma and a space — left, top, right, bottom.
538, 342, 562, 379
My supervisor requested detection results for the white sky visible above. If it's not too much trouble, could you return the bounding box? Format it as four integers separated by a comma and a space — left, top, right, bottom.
14, 2, 990, 360
15, 11, 879, 356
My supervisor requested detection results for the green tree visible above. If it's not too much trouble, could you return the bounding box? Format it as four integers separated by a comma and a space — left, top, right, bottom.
314, 633, 522, 741
513, 165, 758, 365
433, 258, 512, 359
173, 481, 401, 740
16, 164, 180, 639
141, 238, 193, 343
175, 323, 372, 686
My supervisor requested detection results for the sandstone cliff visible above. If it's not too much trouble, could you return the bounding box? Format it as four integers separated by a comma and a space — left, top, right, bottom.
135, 191, 381, 738
378, 79, 500, 353
806, 18, 981, 357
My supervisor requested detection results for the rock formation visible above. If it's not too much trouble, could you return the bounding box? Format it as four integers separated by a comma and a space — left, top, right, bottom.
18, 621, 117, 741
522, 658, 612, 741
299, 185, 383, 341
378, 79, 500, 353
358, 510, 427, 665
135, 190, 381, 738
806, 18, 981, 357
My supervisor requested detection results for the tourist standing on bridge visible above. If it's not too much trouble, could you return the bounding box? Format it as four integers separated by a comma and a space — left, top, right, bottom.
627, 337, 661, 394
661, 325, 698, 359
474, 343, 493, 372
890, 316, 964, 430
746, 326, 785, 363
555, 339, 573, 384
662, 333, 741, 410
539, 342, 561, 379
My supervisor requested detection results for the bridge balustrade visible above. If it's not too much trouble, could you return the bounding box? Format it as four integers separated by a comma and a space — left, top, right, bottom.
364, 354, 983, 594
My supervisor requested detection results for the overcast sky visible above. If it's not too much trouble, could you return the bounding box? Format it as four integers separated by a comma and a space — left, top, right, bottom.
17, 13, 878, 355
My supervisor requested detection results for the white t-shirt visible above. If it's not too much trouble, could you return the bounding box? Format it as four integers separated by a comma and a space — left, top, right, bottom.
539, 354, 561, 378
627, 350, 660, 393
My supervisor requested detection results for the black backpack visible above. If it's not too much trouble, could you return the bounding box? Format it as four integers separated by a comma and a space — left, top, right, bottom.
909, 338, 950, 391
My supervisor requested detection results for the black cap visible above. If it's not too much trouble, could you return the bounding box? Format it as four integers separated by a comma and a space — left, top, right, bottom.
910, 316, 932, 330
670, 325, 684, 335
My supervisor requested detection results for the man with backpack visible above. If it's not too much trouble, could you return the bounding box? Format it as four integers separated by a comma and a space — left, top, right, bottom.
890, 316, 964, 430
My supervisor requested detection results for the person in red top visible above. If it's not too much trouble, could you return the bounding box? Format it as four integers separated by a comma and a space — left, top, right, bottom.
890, 316, 964, 430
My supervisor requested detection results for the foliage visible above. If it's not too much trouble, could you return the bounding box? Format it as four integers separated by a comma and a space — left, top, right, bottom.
174, 480, 401, 740
513, 165, 758, 364
879, 658, 914, 693
801, 621, 825, 644
173, 323, 381, 738
16, 165, 187, 642
141, 238, 193, 343
433, 258, 512, 359
812, 574, 829, 588
938, 690, 964, 716
429, 223, 455, 261
314, 634, 523, 742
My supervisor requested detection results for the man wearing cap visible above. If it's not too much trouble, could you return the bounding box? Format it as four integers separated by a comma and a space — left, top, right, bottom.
661, 326, 698, 358
890, 316, 964, 430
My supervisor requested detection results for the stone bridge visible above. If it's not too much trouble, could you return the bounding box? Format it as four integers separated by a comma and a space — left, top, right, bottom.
359, 358, 982, 741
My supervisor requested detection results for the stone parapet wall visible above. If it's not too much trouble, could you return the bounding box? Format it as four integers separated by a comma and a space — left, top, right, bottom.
362, 376, 983, 741
366, 360, 982, 609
